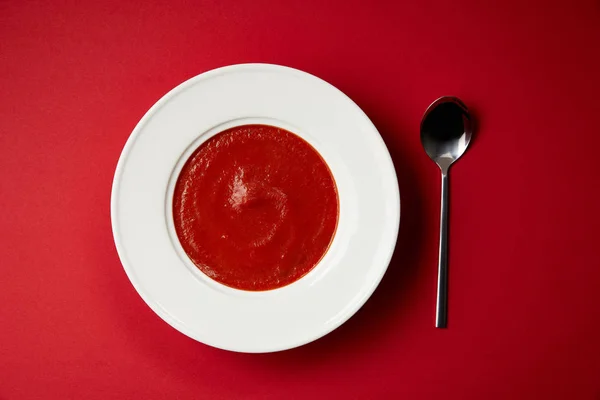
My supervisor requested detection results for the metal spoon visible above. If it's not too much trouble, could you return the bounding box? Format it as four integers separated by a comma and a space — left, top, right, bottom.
420, 96, 472, 328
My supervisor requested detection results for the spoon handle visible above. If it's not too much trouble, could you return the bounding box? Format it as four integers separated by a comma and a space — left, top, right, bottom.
436, 171, 449, 328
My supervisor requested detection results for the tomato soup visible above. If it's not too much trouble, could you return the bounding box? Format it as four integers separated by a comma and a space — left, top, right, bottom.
173, 124, 338, 291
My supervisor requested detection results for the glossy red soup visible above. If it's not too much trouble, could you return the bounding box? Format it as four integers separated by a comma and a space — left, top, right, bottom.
173, 124, 339, 291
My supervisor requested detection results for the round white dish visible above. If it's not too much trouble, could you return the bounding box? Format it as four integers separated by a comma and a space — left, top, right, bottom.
111, 64, 400, 352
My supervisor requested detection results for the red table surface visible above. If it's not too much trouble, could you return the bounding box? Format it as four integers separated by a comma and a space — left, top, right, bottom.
2, 1, 600, 399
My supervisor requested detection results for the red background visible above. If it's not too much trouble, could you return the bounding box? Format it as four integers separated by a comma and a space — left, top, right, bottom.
2, 1, 600, 398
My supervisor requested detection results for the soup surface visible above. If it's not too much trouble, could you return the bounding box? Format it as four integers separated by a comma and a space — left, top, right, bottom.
173, 124, 339, 291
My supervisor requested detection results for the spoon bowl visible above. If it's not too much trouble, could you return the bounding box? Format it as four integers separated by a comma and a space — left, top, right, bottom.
421, 97, 472, 172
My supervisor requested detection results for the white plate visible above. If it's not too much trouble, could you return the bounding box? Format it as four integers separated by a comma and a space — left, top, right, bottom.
111, 64, 400, 353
